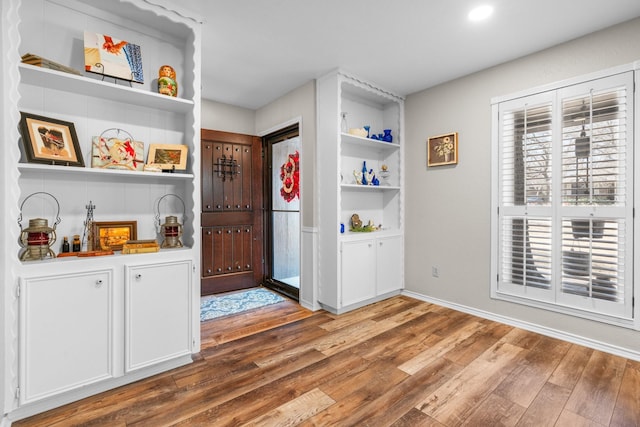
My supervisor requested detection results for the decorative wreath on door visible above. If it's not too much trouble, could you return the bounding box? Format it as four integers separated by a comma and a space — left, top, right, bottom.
280, 150, 300, 202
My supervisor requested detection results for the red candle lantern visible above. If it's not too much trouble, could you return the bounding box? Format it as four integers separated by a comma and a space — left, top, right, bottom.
155, 194, 185, 249
18, 192, 60, 261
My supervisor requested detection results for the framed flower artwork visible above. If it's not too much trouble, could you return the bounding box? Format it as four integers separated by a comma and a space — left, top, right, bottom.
427, 132, 458, 167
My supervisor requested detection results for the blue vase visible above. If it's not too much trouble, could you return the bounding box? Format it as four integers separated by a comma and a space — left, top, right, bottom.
361, 161, 367, 185
383, 129, 393, 142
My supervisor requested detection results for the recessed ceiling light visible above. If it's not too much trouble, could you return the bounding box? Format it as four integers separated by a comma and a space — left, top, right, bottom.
468, 4, 493, 22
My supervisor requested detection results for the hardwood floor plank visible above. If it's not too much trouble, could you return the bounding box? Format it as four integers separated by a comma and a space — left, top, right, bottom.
610, 361, 640, 426
307, 357, 461, 427
494, 335, 571, 407
242, 387, 335, 426
564, 350, 626, 425
556, 409, 607, 426
549, 344, 593, 389
461, 393, 527, 426
416, 341, 525, 425
443, 321, 513, 366
516, 382, 571, 427
389, 408, 445, 427
398, 320, 486, 375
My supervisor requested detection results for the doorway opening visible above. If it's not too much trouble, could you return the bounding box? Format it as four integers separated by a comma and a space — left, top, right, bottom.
263, 124, 300, 301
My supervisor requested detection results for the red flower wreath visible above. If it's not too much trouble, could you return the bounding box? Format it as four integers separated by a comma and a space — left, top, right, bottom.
280, 150, 300, 202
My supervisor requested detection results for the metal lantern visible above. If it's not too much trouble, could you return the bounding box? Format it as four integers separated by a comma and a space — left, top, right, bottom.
155, 194, 186, 248
18, 192, 61, 261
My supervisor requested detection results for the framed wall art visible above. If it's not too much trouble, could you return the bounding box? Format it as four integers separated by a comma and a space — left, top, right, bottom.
84, 31, 144, 83
92, 221, 137, 251
427, 132, 458, 167
147, 144, 188, 171
19, 112, 84, 167
91, 129, 144, 171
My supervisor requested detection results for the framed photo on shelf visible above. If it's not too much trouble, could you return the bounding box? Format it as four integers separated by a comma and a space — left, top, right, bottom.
83, 31, 144, 83
147, 144, 188, 171
92, 221, 137, 251
19, 112, 84, 167
427, 132, 458, 167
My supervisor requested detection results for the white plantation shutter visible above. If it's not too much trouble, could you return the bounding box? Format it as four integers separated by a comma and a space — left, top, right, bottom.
494, 71, 634, 322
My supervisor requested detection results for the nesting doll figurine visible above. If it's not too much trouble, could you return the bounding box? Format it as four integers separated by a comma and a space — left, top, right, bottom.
157, 65, 178, 97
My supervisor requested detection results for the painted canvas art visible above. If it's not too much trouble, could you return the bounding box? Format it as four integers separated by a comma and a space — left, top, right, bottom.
84, 31, 144, 83
91, 135, 144, 171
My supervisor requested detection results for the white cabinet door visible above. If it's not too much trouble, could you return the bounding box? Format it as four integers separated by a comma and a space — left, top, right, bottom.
125, 260, 192, 372
20, 270, 114, 404
341, 240, 376, 307
376, 235, 404, 295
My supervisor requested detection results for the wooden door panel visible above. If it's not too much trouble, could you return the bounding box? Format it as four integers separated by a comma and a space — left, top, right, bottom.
201, 130, 263, 296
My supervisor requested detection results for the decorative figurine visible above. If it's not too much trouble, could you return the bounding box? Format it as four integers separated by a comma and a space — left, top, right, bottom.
351, 214, 363, 229
157, 65, 178, 97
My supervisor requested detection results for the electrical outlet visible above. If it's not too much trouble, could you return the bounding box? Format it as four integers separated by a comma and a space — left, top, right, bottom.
432, 266, 439, 278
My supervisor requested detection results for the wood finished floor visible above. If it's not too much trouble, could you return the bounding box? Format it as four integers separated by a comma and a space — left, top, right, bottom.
14, 294, 640, 426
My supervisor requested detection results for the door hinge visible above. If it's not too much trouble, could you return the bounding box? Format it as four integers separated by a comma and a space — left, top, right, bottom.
496, 274, 499, 283
16, 283, 20, 298
15, 387, 20, 399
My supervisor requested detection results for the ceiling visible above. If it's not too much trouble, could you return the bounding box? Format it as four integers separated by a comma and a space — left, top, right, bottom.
175, 0, 640, 110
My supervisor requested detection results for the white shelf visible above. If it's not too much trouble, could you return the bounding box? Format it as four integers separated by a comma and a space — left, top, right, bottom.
19, 64, 194, 113
341, 183, 400, 191
341, 133, 400, 151
18, 163, 194, 180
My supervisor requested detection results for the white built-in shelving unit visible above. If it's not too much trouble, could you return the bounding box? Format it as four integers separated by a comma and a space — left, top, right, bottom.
0, 0, 201, 420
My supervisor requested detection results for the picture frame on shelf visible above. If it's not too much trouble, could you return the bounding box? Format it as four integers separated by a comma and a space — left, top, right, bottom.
91, 128, 144, 171
84, 31, 144, 83
147, 144, 188, 171
427, 132, 458, 167
92, 221, 137, 252
19, 112, 85, 167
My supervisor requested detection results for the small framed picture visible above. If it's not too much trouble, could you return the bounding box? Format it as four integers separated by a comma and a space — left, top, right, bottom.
147, 143, 188, 171
19, 112, 84, 167
427, 132, 458, 167
92, 221, 137, 251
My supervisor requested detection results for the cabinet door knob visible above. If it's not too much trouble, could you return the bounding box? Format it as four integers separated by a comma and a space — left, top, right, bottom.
135, 274, 142, 280
95, 279, 103, 287
368, 243, 373, 248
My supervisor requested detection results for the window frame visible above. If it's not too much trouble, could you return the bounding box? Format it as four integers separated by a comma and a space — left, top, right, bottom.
490, 62, 639, 329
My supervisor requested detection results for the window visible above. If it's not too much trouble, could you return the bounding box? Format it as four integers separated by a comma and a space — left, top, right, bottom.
492, 71, 634, 325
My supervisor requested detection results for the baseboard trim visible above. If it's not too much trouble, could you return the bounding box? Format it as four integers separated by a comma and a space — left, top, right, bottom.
402, 290, 640, 362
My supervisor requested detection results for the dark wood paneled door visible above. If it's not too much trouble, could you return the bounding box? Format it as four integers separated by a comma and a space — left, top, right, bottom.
201, 129, 263, 296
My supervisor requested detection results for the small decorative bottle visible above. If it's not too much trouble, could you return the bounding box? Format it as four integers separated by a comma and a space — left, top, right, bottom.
62, 236, 70, 253
361, 161, 367, 185
72, 235, 81, 252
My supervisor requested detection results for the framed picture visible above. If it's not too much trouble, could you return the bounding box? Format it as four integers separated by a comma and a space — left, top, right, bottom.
427, 132, 458, 167
91, 134, 144, 171
19, 112, 84, 167
84, 31, 144, 83
147, 144, 188, 171
92, 221, 137, 251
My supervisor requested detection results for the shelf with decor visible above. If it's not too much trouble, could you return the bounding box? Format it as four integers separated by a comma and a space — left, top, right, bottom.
2, 0, 202, 420
317, 69, 405, 314
19, 63, 194, 113
18, 163, 195, 180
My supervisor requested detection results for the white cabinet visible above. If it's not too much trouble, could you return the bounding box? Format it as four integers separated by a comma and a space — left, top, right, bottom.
317, 70, 404, 313
341, 240, 377, 307
19, 270, 115, 405
125, 260, 192, 372
340, 235, 403, 309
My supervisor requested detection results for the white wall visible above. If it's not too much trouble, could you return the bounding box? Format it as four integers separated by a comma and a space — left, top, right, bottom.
404, 18, 640, 355
201, 99, 255, 135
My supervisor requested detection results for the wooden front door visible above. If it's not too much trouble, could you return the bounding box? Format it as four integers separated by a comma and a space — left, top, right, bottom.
201, 129, 263, 296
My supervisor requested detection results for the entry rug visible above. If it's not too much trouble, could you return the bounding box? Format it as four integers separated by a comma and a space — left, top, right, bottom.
200, 288, 285, 321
